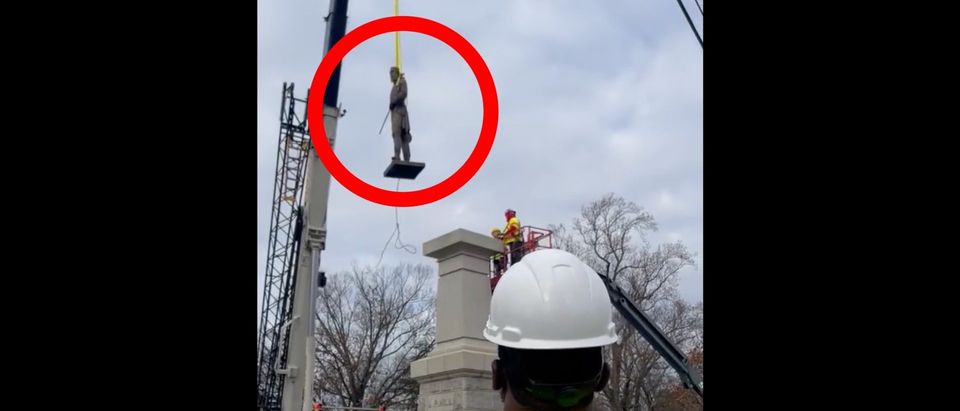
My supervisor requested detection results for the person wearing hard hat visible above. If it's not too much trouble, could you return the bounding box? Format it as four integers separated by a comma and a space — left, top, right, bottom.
498, 209, 523, 266
484, 249, 617, 411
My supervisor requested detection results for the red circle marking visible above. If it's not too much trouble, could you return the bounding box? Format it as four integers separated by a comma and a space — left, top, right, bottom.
308, 16, 498, 207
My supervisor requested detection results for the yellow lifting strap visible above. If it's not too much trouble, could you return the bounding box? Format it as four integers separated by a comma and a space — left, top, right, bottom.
394, 0, 401, 73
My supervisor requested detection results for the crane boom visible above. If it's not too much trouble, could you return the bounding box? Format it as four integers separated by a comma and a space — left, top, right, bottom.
597, 273, 704, 398
277, 2, 350, 411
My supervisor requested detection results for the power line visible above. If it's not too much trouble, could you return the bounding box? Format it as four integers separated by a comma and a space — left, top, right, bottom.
675, 0, 703, 48
695, 0, 703, 16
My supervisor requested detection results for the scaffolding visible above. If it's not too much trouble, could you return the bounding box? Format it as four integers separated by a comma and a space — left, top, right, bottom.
257, 83, 312, 410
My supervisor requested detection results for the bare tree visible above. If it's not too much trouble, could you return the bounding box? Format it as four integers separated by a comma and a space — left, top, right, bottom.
550, 193, 703, 411
619, 300, 703, 410
656, 304, 703, 411
312, 263, 436, 410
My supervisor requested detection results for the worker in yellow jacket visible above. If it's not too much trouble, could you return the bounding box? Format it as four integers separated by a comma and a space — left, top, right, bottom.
498, 209, 523, 266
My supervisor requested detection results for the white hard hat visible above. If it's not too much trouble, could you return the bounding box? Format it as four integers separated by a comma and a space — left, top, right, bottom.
483, 249, 618, 350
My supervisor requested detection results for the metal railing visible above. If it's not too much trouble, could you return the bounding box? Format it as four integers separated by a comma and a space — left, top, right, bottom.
488, 226, 554, 291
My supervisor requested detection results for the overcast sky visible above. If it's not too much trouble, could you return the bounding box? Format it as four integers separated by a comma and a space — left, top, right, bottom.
258, 0, 703, 315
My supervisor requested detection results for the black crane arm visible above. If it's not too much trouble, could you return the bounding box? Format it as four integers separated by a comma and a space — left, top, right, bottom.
597, 273, 704, 398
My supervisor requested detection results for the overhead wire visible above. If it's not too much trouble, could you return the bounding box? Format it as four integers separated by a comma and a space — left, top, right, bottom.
674, 0, 704, 48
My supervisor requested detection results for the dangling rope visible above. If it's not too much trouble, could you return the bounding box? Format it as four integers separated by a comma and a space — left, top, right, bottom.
391, 183, 417, 256
374, 179, 417, 272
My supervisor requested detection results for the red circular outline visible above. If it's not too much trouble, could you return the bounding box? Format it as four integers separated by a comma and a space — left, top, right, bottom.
308, 16, 498, 207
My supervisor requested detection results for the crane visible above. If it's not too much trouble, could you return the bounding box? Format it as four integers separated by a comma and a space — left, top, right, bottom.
256, 1, 349, 411
597, 274, 704, 398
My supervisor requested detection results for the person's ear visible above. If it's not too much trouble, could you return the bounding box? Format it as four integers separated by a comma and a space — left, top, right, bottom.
492, 360, 504, 390
595, 363, 610, 392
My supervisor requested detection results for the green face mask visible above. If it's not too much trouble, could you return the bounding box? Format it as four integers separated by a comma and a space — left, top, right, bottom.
524, 385, 593, 408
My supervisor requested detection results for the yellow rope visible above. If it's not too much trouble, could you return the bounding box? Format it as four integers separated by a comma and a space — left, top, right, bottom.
394, 0, 401, 73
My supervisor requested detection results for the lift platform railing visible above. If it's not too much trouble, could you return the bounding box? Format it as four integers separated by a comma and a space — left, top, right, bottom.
488, 226, 554, 291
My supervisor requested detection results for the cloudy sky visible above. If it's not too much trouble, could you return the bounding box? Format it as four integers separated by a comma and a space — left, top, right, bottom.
258, 0, 703, 315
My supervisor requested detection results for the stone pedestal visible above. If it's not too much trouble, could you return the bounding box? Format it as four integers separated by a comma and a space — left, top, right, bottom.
411, 229, 503, 411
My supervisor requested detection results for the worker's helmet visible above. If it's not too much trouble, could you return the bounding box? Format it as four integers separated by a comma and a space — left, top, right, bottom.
484, 249, 616, 409
491, 228, 502, 236
505, 209, 516, 218
484, 248, 617, 349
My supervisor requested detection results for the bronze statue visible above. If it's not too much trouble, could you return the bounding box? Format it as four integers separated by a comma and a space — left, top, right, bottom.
389, 66, 412, 162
